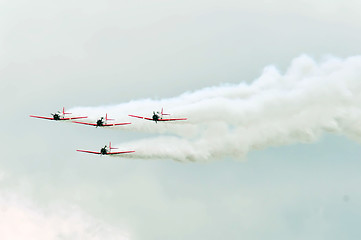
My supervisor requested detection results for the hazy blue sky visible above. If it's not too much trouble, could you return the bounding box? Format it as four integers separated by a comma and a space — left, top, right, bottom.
1, 1, 361, 239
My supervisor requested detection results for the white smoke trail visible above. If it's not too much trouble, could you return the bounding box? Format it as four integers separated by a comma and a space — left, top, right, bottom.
70, 55, 361, 161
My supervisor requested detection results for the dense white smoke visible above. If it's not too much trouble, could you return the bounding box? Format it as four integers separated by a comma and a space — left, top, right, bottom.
70, 55, 361, 161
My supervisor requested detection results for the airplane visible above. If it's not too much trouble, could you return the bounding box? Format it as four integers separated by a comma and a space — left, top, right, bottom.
30, 107, 88, 121
77, 142, 135, 155
72, 113, 131, 127
128, 108, 187, 123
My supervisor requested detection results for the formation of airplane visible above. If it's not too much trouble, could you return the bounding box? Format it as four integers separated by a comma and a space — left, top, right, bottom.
30, 107, 187, 156
129, 108, 187, 123
72, 114, 131, 127
77, 142, 134, 155
29, 107, 88, 121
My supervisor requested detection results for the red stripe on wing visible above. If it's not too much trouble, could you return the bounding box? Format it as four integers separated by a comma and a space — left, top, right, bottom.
29, 115, 54, 120
103, 122, 131, 126
64, 116, 88, 120
76, 150, 101, 154
158, 118, 187, 121
107, 150, 135, 155
128, 115, 153, 121
72, 121, 98, 126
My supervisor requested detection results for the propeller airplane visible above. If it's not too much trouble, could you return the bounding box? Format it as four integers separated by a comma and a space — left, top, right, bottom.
72, 113, 131, 127
129, 108, 187, 123
30, 107, 88, 121
77, 142, 135, 155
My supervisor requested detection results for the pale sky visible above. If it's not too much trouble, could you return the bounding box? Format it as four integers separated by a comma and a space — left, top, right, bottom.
1, 1, 361, 239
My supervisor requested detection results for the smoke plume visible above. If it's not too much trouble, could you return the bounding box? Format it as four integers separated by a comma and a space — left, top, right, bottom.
70, 55, 361, 161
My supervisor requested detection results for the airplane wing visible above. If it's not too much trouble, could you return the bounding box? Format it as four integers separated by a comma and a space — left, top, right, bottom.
30, 115, 88, 121
106, 150, 135, 155
76, 150, 101, 154
158, 118, 187, 121
62, 116, 88, 120
29, 115, 54, 120
72, 121, 131, 126
76, 150, 135, 155
72, 121, 98, 126
129, 115, 187, 122
102, 123, 131, 126
128, 115, 153, 121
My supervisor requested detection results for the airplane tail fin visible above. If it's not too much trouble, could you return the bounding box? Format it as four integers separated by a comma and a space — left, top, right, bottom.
161, 108, 170, 116
62, 107, 72, 115
105, 113, 114, 121
109, 142, 118, 151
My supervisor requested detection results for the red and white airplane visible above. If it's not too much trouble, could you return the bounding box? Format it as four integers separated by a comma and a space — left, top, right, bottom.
77, 142, 135, 155
72, 113, 131, 127
30, 107, 88, 121
129, 108, 187, 123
